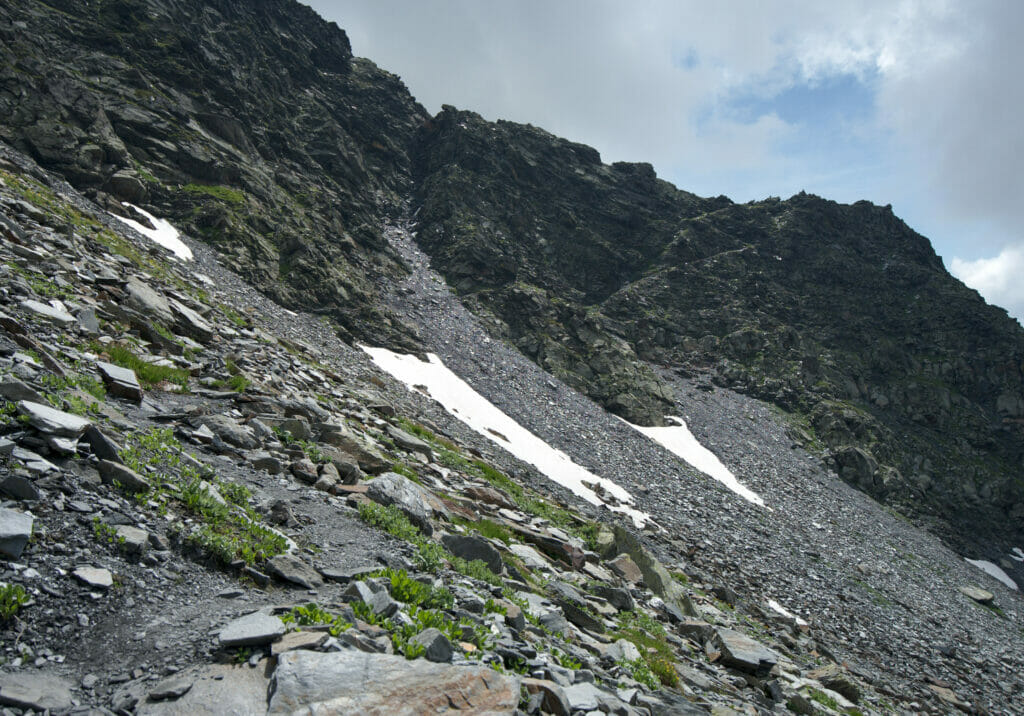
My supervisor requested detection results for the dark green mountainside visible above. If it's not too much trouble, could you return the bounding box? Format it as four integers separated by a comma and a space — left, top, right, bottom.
3, 0, 1023, 554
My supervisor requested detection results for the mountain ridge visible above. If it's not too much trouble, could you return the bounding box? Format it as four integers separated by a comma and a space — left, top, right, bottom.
2, 0, 1022, 603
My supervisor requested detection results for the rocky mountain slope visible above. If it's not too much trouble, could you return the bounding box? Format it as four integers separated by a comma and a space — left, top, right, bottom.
0, 126, 1022, 716
1, 0, 1023, 713
412, 108, 1024, 561
4, 0, 1021, 563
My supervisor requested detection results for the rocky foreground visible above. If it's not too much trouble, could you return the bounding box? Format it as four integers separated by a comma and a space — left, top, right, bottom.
0, 144, 1021, 716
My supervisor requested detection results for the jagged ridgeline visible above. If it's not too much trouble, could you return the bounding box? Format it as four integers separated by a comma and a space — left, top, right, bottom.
3, 0, 1023, 554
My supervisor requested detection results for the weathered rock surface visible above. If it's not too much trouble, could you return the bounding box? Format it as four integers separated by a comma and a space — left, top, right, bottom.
269, 650, 519, 714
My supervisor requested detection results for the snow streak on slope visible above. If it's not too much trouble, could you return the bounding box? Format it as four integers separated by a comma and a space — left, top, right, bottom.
362, 346, 650, 527
628, 416, 766, 508
965, 558, 1019, 590
110, 203, 192, 260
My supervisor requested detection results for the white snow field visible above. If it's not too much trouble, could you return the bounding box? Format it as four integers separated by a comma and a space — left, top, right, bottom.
362, 347, 650, 527
628, 416, 766, 508
965, 558, 1019, 590
110, 203, 192, 260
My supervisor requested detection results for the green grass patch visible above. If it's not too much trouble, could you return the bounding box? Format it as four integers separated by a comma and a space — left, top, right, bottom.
95, 342, 189, 389
182, 183, 245, 206
0, 583, 29, 622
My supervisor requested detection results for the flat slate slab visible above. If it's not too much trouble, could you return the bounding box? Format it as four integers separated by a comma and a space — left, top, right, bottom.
137, 662, 269, 716
219, 611, 286, 648
16, 400, 91, 436
73, 566, 114, 589
0, 507, 34, 559
714, 628, 778, 676
97, 360, 144, 401
269, 650, 519, 715
0, 671, 74, 712
19, 298, 75, 324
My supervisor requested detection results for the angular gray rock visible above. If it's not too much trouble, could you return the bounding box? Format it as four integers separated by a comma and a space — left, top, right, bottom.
84, 425, 123, 462
387, 424, 434, 460
72, 566, 114, 589
218, 611, 286, 647
0, 377, 44, 403
98, 459, 151, 492
411, 627, 453, 662
959, 585, 995, 605
266, 554, 324, 589
19, 298, 75, 324
125, 277, 174, 324
0, 507, 33, 559
135, 662, 269, 716
16, 400, 91, 436
366, 471, 435, 535
0, 474, 40, 501
441, 533, 503, 575
714, 628, 778, 676
268, 650, 519, 715
97, 360, 143, 402
0, 671, 74, 712
115, 525, 149, 555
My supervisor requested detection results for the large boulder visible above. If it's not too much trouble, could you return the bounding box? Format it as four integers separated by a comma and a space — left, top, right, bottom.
366, 472, 435, 536
268, 650, 519, 715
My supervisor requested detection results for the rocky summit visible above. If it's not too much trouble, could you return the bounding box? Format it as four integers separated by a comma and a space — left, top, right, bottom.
0, 1, 1022, 715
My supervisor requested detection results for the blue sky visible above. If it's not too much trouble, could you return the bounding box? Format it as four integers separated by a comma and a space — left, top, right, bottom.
305, 0, 1024, 323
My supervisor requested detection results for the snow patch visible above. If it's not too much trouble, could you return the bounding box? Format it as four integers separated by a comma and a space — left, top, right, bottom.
767, 599, 808, 626
361, 346, 650, 527
627, 416, 766, 508
109, 203, 192, 260
965, 558, 1018, 590
1010, 548, 1024, 562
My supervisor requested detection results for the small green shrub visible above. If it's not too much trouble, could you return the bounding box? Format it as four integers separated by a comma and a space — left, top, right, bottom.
0, 584, 29, 621
97, 343, 189, 389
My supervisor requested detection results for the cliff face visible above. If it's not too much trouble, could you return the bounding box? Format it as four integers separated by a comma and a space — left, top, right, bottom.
1, 0, 427, 345
413, 107, 1024, 551
3, 1, 1023, 552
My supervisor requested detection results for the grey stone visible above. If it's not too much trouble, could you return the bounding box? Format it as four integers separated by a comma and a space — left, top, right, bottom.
19, 298, 76, 324
387, 424, 434, 460
0, 507, 33, 558
168, 298, 215, 343
250, 451, 283, 474
366, 471, 435, 535
522, 677, 571, 716
266, 554, 324, 589
97, 360, 144, 402
84, 425, 123, 462
199, 415, 257, 449
509, 543, 550, 570
343, 580, 376, 604
98, 459, 151, 492
290, 458, 318, 484
76, 307, 101, 334
108, 169, 147, 202
959, 585, 995, 605
370, 588, 399, 617
135, 662, 268, 715
411, 627, 453, 662
218, 611, 286, 647
714, 628, 778, 676
16, 400, 91, 436
11, 447, 58, 474
563, 681, 609, 712
0, 474, 40, 501
0, 377, 43, 403
125, 278, 174, 324
605, 639, 642, 663
268, 650, 519, 715
591, 584, 634, 611
271, 630, 329, 656
115, 525, 149, 555
73, 566, 114, 589
441, 533, 503, 575
148, 675, 194, 701
0, 671, 74, 712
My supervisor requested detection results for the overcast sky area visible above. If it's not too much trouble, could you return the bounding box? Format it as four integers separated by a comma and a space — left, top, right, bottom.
305, 0, 1024, 323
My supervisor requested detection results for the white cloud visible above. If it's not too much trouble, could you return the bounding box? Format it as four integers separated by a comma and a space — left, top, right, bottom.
950, 245, 1024, 322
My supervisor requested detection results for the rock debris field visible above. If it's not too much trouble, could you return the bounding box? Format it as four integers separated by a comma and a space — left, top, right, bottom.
0, 142, 1021, 716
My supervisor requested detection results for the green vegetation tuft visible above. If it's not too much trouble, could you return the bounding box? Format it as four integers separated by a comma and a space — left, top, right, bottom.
182, 183, 245, 206
0, 583, 29, 622
95, 342, 189, 389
